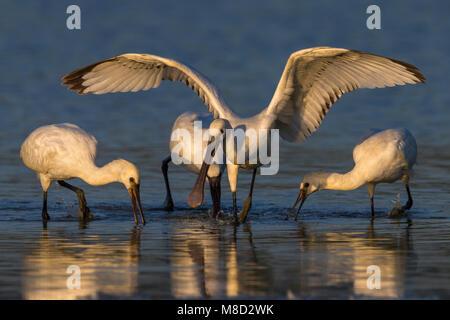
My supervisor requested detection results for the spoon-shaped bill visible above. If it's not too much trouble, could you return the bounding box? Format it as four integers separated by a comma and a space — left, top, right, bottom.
128, 182, 145, 224
187, 136, 217, 208
285, 188, 307, 221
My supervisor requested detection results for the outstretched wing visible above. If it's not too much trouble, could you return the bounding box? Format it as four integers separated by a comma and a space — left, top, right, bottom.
265, 47, 425, 142
62, 53, 231, 119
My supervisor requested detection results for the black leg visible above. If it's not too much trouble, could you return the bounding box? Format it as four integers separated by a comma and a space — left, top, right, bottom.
58, 180, 91, 219
232, 191, 238, 223
42, 191, 50, 220
161, 155, 174, 211
239, 168, 257, 223
248, 168, 257, 196
389, 182, 413, 218
370, 196, 375, 216
367, 183, 376, 217
403, 183, 413, 210
208, 175, 221, 218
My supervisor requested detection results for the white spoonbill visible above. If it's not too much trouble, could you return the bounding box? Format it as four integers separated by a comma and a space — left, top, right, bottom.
162, 112, 228, 218
286, 128, 417, 220
20, 123, 145, 224
61, 47, 425, 223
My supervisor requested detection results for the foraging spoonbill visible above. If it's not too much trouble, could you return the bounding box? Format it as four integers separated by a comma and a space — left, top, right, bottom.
163, 112, 228, 218
286, 128, 417, 220
61, 47, 425, 223
20, 123, 145, 224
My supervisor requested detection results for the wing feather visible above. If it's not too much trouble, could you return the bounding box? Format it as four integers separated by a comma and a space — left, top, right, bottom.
62, 54, 231, 119
265, 47, 425, 142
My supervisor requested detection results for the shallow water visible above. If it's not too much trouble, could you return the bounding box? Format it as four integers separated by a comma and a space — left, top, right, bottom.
0, 0, 449, 299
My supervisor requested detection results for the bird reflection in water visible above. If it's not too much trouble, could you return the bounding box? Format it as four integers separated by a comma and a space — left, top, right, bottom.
22, 225, 142, 299
292, 218, 417, 299
22, 215, 417, 299
169, 221, 269, 298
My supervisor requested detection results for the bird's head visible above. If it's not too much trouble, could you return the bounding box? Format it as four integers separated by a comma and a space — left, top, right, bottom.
300, 171, 328, 195
111, 159, 145, 224
111, 159, 140, 188
286, 171, 328, 220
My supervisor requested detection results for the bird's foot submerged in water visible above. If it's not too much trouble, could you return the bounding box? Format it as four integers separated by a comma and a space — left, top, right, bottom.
78, 206, 93, 220
163, 197, 174, 211
389, 194, 409, 218
238, 197, 252, 223
209, 209, 223, 219
212, 210, 228, 224
231, 211, 239, 226
389, 206, 409, 218
76, 190, 93, 220
42, 210, 50, 221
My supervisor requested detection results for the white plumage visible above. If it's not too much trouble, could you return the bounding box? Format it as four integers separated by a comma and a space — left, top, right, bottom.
62, 47, 425, 222
162, 112, 226, 217
21, 123, 97, 187
287, 128, 418, 220
20, 123, 145, 224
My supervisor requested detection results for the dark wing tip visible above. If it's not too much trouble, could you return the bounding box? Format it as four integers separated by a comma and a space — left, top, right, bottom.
351, 49, 426, 84
61, 57, 117, 94
388, 57, 426, 84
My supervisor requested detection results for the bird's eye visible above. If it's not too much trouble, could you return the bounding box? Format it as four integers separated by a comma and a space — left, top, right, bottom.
304, 183, 309, 188
129, 177, 135, 183
220, 129, 224, 134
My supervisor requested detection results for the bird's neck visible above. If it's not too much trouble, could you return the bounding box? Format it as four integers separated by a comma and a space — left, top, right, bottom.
79, 162, 120, 187
320, 169, 366, 192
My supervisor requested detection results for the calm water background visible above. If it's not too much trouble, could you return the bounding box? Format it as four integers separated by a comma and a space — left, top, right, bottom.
0, 0, 449, 299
